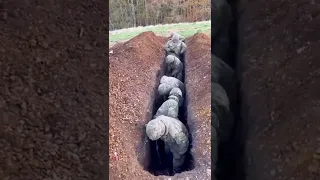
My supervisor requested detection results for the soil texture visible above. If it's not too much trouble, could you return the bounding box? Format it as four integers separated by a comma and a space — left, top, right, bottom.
0, 0, 108, 180
238, 0, 320, 179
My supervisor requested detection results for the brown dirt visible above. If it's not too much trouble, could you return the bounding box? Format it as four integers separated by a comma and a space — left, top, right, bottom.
238, 0, 320, 180
0, 1, 108, 180
109, 32, 211, 179
109, 31, 167, 180
184, 33, 212, 179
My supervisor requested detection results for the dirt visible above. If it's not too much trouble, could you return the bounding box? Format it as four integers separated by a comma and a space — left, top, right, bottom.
109, 32, 211, 179
238, 0, 320, 180
184, 33, 212, 179
0, 1, 108, 180
109, 31, 167, 180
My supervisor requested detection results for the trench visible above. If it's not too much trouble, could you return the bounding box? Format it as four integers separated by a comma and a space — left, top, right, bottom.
140, 50, 195, 176
214, 0, 247, 180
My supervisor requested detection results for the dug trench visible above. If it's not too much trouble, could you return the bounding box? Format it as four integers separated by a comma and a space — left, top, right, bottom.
214, 0, 246, 179
142, 51, 195, 176
110, 32, 211, 179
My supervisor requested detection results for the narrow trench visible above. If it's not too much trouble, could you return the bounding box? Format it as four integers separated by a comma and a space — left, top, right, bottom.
142, 51, 195, 176
215, 0, 246, 180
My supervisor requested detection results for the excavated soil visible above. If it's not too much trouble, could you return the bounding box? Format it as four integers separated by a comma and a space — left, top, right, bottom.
238, 1, 320, 180
109, 32, 211, 179
109, 32, 167, 180
0, 1, 108, 180
183, 33, 212, 179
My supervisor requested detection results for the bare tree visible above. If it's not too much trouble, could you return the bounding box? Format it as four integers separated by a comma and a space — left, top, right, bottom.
109, 0, 210, 29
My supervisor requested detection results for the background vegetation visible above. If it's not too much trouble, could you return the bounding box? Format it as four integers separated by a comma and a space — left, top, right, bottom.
109, 0, 211, 30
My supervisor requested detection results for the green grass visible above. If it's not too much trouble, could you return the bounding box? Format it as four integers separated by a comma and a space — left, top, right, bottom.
109, 21, 211, 46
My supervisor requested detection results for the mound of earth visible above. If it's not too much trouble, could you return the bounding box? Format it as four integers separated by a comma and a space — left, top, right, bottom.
239, 1, 320, 179
109, 31, 167, 180
0, 0, 108, 180
181, 33, 212, 179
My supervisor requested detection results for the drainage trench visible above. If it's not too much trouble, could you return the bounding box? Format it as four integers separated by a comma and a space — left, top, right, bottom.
214, 0, 246, 180
143, 50, 194, 176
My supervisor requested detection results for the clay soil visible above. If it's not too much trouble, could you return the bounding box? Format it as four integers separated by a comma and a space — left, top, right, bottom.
109, 32, 212, 179
238, 0, 320, 180
0, 1, 108, 180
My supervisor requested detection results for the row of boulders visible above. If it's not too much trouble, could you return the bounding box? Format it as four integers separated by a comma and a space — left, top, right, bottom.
145, 33, 190, 175
212, 0, 237, 176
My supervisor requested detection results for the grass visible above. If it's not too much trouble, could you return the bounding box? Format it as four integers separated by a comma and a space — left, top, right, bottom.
109, 20, 211, 47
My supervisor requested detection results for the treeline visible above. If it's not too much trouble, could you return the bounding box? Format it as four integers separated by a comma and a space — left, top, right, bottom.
109, 0, 210, 30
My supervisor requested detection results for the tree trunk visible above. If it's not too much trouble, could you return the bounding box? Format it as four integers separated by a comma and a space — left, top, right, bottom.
109, 17, 114, 30
130, 0, 136, 27
145, 0, 148, 25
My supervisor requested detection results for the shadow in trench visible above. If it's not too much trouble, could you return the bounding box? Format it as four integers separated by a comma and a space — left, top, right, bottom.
214, 0, 247, 179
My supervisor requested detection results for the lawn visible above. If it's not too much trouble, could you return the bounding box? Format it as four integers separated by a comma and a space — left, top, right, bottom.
109, 21, 211, 47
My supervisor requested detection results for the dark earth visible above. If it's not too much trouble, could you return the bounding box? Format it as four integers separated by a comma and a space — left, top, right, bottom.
0, 0, 108, 180
238, 0, 320, 180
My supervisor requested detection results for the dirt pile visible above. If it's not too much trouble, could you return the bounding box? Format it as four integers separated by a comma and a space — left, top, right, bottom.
0, 0, 108, 180
175, 32, 211, 179
109, 31, 167, 180
238, 1, 320, 180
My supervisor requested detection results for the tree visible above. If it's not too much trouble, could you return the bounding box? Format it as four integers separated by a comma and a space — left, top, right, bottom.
109, 0, 210, 30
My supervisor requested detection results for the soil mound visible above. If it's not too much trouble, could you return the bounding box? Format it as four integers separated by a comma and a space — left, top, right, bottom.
187, 33, 211, 47
110, 31, 167, 61
186, 33, 211, 63
109, 32, 167, 180
180, 33, 211, 179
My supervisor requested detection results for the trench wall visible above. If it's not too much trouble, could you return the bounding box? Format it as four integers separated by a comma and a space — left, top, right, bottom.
238, 1, 320, 180
174, 33, 212, 179
109, 32, 167, 180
